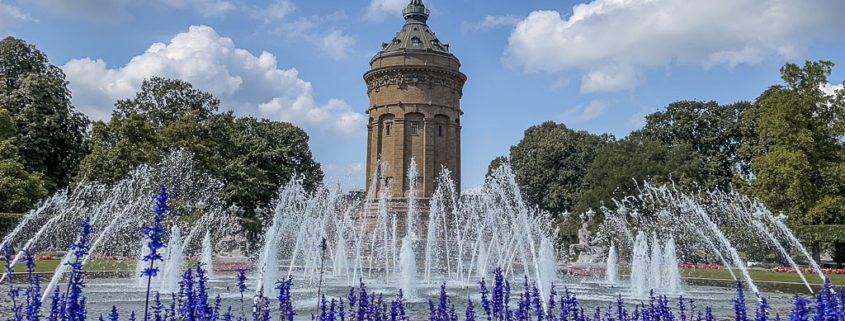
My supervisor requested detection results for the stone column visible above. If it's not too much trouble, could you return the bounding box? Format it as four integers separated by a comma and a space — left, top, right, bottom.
366, 121, 374, 192
393, 118, 406, 197
423, 117, 436, 197
456, 121, 462, 193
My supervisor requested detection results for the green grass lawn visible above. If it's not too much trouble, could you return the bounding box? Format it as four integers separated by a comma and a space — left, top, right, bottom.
618, 266, 845, 285
679, 268, 845, 285
5, 259, 135, 273
7, 259, 198, 274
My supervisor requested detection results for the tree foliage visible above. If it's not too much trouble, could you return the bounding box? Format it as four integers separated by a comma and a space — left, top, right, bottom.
504, 121, 611, 217
77, 77, 324, 217
639, 100, 749, 190
0, 108, 47, 213
737, 60, 845, 226
486, 156, 508, 178
576, 135, 704, 214
0, 37, 89, 192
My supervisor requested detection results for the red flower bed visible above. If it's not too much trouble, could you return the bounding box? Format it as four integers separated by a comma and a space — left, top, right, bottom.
678, 263, 727, 270
89, 255, 200, 261
89, 255, 139, 260
3, 255, 53, 261
770, 266, 845, 275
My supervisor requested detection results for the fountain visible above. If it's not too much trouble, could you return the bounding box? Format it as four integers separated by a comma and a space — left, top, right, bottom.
134, 238, 151, 286
663, 237, 681, 293
399, 159, 420, 298
201, 231, 214, 278
160, 226, 184, 293
605, 241, 618, 284
0, 155, 829, 319
630, 232, 650, 299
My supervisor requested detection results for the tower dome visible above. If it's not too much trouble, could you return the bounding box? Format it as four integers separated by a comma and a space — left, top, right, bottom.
363, 0, 466, 199
373, 0, 457, 65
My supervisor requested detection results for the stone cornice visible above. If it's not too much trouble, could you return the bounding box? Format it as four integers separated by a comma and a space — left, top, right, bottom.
364, 67, 466, 94
366, 103, 464, 117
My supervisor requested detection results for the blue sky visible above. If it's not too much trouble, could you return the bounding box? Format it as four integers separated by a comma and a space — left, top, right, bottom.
2, 0, 844, 190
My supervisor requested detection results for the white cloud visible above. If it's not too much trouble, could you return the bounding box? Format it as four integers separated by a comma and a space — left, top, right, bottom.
0, 1, 36, 35
580, 65, 637, 93
626, 107, 656, 129
62, 25, 365, 137
462, 15, 523, 32
822, 83, 844, 97
316, 30, 356, 60
250, 0, 295, 23
258, 98, 364, 137
561, 100, 610, 124
366, 0, 407, 21
270, 12, 355, 61
551, 77, 569, 90
505, 0, 845, 93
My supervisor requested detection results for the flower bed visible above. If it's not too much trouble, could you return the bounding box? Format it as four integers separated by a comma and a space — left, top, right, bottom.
678, 263, 727, 270
770, 266, 845, 275
88, 255, 199, 261
7, 255, 52, 260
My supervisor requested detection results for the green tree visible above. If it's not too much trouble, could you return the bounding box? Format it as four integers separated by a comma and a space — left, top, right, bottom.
639, 100, 749, 190
218, 117, 324, 216
0, 37, 89, 192
486, 155, 508, 178
77, 77, 324, 218
737, 60, 845, 266
0, 108, 47, 212
577, 135, 704, 214
506, 121, 611, 218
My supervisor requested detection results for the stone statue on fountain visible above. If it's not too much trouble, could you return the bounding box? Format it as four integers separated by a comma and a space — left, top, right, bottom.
213, 219, 250, 270
568, 211, 603, 264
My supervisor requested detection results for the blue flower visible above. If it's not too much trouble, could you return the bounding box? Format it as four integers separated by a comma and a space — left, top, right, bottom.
63, 217, 93, 321
143, 185, 171, 321
275, 277, 295, 321
235, 268, 249, 318
788, 295, 811, 321
21, 250, 42, 321
732, 280, 748, 321
107, 306, 119, 321
465, 297, 476, 321
755, 294, 770, 321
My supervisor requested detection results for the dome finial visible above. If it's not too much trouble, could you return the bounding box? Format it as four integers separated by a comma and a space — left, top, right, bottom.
403, 0, 429, 22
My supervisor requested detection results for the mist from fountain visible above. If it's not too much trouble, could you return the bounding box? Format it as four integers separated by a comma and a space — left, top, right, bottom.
602, 183, 828, 297
160, 226, 184, 293
662, 237, 681, 293
630, 232, 650, 298
135, 238, 151, 287
399, 158, 419, 298
244, 161, 555, 302
201, 231, 214, 278
605, 241, 617, 284
2, 146, 830, 315
650, 232, 663, 291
